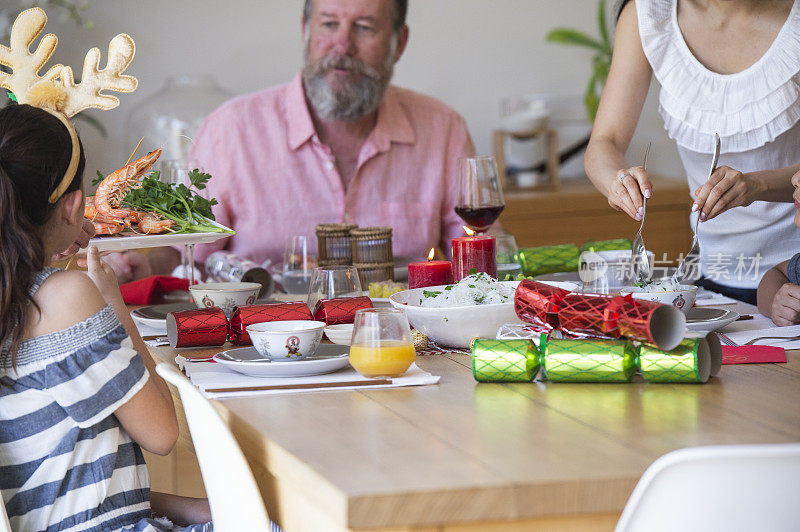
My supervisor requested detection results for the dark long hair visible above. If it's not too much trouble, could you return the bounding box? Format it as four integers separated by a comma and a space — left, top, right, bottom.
0, 104, 85, 366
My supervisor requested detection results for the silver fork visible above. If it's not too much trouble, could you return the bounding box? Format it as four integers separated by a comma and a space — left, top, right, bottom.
717, 333, 800, 347
631, 142, 652, 284
673, 133, 720, 285
717, 332, 738, 347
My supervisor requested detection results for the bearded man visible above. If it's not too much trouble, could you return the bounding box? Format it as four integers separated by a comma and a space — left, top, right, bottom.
109, 0, 474, 282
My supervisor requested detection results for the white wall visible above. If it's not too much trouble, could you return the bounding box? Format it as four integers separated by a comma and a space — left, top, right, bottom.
46, 0, 681, 182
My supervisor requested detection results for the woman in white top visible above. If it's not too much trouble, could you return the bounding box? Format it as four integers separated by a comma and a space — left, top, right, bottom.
585, 0, 800, 304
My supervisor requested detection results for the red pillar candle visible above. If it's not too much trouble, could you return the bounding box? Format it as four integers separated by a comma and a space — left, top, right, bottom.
408, 249, 453, 289
452, 235, 497, 281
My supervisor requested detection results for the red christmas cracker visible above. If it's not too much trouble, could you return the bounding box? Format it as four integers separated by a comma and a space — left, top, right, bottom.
166, 307, 228, 348
514, 284, 683, 350
558, 293, 622, 339
228, 302, 313, 345
610, 295, 666, 346
514, 280, 570, 330
313, 296, 373, 325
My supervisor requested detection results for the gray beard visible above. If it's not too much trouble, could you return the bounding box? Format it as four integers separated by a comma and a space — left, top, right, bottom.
302, 53, 394, 122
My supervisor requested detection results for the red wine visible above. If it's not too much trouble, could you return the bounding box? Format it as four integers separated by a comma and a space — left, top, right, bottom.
454, 204, 505, 230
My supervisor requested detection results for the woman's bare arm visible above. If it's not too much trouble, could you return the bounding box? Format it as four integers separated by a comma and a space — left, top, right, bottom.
585, 0, 655, 220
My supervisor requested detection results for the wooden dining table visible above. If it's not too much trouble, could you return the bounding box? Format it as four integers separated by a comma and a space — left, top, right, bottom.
147, 301, 800, 531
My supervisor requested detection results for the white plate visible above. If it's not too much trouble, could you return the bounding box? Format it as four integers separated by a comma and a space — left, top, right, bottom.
131, 302, 196, 333
213, 344, 350, 377
685, 307, 740, 332
370, 297, 393, 308
83, 220, 234, 252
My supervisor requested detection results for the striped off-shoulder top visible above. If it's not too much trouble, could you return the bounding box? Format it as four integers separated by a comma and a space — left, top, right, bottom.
0, 267, 152, 531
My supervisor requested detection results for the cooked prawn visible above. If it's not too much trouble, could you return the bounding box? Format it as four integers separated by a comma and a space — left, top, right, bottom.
94, 148, 162, 219
138, 214, 175, 234
84, 196, 97, 219
85, 195, 143, 226
92, 221, 124, 235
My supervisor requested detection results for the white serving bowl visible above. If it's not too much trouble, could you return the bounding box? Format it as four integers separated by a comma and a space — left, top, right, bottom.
246, 320, 326, 361
620, 283, 698, 315
324, 324, 354, 345
189, 282, 262, 317
389, 280, 578, 349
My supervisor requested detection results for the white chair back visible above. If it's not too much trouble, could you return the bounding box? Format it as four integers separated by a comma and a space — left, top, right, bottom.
0, 495, 11, 532
616, 443, 800, 532
156, 363, 271, 531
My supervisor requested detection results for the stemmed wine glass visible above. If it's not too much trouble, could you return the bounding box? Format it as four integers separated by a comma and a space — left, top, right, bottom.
159, 159, 198, 284
455, 155, 505, 233
306, 265, 362, 313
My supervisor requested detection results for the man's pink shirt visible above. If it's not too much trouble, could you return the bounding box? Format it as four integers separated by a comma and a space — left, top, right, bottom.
189, 73, 475, 267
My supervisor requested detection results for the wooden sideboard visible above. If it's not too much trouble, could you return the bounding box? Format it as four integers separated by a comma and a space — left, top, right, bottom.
499, 177, 692, 263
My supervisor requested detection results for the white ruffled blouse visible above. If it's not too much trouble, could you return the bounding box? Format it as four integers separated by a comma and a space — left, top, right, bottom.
637, 0, 800, 289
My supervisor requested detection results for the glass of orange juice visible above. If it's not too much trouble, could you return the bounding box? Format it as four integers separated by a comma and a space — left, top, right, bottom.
349, 308, 416, 378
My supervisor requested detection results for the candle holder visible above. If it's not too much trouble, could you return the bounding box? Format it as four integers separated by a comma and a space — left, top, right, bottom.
316, 223, 358, 266
350, 227, 394, 286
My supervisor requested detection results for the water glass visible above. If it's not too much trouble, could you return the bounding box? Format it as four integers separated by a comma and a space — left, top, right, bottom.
282, 235, 315, 295
495, 234, 523, 280
349, 308, 415, 378
306, 265, 362, 313
159, 159, 197, 185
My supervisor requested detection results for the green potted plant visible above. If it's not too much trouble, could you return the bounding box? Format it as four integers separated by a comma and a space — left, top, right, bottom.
546, 0, 613, 122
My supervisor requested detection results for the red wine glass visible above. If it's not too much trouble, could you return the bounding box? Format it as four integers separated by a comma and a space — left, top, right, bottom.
455, 155, 505, 233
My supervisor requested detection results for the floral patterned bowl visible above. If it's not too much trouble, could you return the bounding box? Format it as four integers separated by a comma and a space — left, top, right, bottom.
246, 321, 326, 361
620, 284, 698, 315
189, 282, 261, 318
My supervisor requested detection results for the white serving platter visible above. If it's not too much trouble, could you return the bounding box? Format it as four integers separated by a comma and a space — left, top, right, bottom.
82, 220, 234, 252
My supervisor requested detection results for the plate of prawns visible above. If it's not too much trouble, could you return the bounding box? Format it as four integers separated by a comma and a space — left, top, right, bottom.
83, 147, 234, 252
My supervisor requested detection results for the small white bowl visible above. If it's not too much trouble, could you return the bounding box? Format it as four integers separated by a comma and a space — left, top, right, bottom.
189, 282, 261, 318
324, 324, 354, 345
621, 284, 698, 315
246, 320, 326, 361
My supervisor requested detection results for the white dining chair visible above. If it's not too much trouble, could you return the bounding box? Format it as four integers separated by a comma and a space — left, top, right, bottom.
155, 363, 276, 531
0, 496, 11, 532
615, 443, 800, 532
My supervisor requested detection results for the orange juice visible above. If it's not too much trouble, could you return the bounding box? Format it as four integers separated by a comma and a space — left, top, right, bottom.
349, 341, 416, 378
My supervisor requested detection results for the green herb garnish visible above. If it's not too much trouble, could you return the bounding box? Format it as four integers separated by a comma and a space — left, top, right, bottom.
423, 290, 442, 298
122, 169, 233, 235
469, 268, 477, 275
91, 170, 104, 187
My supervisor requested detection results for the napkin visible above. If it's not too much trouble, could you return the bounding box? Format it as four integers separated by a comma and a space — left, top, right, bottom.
722, 325, 800, 350
121, 275, 189, 305
721, 345, 787, 364
176, 356, 440, 399
694, 290, 738, 306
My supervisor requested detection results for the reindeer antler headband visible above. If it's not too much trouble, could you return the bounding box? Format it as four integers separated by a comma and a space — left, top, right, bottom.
0, 7, 138, 203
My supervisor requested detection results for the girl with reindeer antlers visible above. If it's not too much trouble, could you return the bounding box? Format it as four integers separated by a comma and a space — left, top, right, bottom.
0, 8, 212, 531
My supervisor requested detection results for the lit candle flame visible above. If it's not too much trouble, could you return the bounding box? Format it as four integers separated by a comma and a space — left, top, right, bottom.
428, 248, 435, 261
463, 226, 475, 236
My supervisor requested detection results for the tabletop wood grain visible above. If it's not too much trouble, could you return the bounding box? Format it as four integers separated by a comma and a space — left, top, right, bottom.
148, 302, 800, 531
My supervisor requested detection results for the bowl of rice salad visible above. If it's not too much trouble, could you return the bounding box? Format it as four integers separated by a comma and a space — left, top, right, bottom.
389, 273, 577, 348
